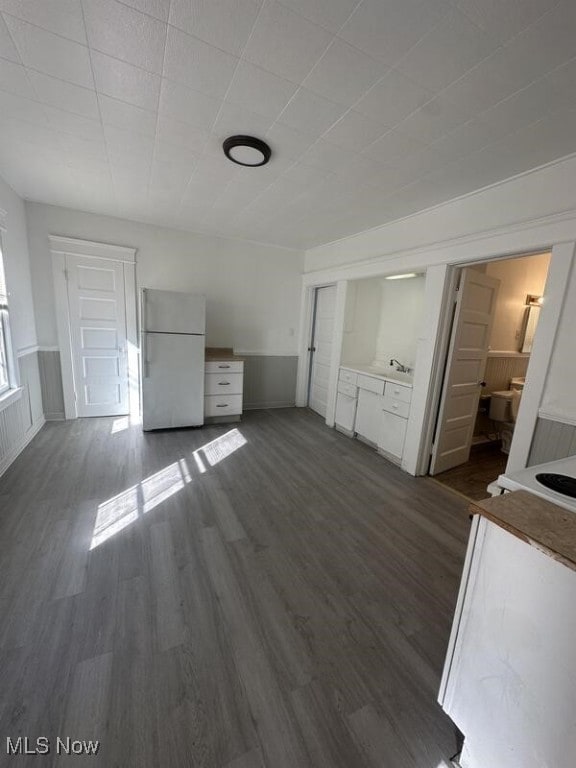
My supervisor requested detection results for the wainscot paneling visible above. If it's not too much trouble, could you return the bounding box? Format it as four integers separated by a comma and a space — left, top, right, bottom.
0, 351, 45, 478
38, 349, 65, 420
242, 356, 298, 410
528, 418, 576, 467
484, 355, 529, 394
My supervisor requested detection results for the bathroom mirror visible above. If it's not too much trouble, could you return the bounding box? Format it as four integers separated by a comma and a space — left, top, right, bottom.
520, 304, 540, 353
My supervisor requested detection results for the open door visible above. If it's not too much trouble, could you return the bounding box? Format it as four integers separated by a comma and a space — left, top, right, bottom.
430, 268, 500, 475
308, 285, 336, 418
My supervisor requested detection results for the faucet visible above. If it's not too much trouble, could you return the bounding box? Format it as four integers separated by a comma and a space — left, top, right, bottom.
389, 358, 412, 374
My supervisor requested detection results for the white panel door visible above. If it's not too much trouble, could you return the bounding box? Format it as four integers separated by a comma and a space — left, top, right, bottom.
308, 285, 336, 418
66, 255, 129, 417
430, 268, 500, 474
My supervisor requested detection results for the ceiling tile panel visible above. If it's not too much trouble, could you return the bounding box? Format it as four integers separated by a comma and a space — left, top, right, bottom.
164, 25, 238, 98
396, 94, 471, 145
82, 0, 166, 73
429, 117, 505, 161
323, 109, 391, 151
159, 78, 220, 130
355, 69, 432, 127
275, 0, 359, 33
277, 87, 345, 139
339, 0, 450, 66
44, 104, 104, 142
226, 60, 298, 121
303, 38, 388, 107
264, 121, 317, 160
0, 90, 48, 123
119, 0, 171, 21
98, 93, 158, 137
212, 101, 274, 140
0, 13, 23, 62
396, 8, 500, 92
363, 129, 427, 165
0, 0, 87, 44
454, 0, 558, 46
155, 115, 210, 153
4, 15, 93, 87
27, 70, 99, 119
242, 1, 333, 82
0, 59, 34, 98
91, 50, 161, 110
169, 0, 262, 57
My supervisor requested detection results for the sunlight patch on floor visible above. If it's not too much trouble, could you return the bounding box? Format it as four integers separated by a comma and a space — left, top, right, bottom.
193, 428, 247, 469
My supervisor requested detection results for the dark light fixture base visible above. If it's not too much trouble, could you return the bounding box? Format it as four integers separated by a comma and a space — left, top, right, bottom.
223, 135, 271, 167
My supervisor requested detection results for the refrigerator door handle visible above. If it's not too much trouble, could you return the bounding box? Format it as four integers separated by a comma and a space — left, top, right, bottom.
143, 332, 150, 378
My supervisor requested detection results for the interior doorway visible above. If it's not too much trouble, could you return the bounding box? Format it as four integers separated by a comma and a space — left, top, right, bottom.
51, 235, 138, 420
307, 284, 336, 418
430, 251, 551, 501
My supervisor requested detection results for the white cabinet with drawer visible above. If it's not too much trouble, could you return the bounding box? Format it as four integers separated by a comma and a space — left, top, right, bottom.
204, 359, 244, 421
339, 368, 358, 386
355, 388, 382, 445
378, 381, 412, 462
335, 379, 358, 435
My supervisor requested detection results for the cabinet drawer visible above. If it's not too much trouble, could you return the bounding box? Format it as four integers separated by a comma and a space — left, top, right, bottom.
205, 372, 243, 395
204, 394, 243, 417
205, 360, 244, 373
385, 381, 412, 403
337, 380, 357, 397
339, 368, 358, 385
382, 394, 410, 419
357, 374, 385, 395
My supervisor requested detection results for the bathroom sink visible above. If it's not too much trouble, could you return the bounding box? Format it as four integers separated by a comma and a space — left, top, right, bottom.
364, 366, 413, 384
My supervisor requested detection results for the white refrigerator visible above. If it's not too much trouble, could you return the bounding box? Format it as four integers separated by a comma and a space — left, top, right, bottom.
141, 288, 206, 431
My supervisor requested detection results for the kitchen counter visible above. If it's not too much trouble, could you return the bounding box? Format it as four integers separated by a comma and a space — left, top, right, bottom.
340, 364, 413, 386
470, 489, 576, 572
205, 347, 245, 362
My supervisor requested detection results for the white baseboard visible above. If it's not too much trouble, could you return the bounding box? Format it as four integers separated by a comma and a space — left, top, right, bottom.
45, 411, 65, 421
243, 401, 296, 410
0, 416, 45, 480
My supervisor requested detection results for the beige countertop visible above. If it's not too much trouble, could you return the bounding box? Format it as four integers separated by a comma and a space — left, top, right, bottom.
205, 347, 245, 362
471, 490, 576, 572
340, 363, 414, 386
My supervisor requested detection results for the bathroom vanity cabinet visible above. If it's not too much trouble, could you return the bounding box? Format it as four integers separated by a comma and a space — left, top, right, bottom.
335, 366, 413, 464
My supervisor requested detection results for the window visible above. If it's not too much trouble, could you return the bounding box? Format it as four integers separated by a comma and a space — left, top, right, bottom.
0, 241, 12, 396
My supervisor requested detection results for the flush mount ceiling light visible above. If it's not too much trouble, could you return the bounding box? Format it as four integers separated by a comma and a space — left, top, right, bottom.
223, 135, 271, 167
385, 273, 418, 280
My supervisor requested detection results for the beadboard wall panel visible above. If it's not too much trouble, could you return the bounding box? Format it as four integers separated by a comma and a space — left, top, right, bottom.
38, 350, 65, 420
528, 418, 576, 467
484, 355, 529, 394
0, 351, 45, 478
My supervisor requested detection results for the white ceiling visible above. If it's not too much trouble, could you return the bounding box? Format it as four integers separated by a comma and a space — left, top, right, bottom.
0, 0, 575, 249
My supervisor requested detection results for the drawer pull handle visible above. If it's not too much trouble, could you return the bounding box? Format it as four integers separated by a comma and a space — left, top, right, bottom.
218, 364, 231, 369
394, 389, 400, 394
216, 404, 229, 408
218, 382, 230, 386
393, 405, 398, 409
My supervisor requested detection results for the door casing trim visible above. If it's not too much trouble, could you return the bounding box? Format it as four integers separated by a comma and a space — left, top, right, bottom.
50, 236, 138, 420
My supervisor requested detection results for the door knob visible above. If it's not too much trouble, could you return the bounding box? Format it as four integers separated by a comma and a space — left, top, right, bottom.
479, 380, 486, 387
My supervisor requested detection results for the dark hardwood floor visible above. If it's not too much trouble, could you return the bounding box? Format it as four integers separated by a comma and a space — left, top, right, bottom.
0, 408, 470, 767
433, 441, 508, 502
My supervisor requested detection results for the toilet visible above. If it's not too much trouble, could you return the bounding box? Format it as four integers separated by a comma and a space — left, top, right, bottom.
489, 379, 524, 454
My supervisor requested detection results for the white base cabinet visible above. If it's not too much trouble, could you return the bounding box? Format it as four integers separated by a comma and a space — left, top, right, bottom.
355, 389, 381, 445
378, 410, 407, 459
204, 359, 244, 421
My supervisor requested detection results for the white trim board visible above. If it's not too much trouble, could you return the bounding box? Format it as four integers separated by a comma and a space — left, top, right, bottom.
537, 410, 576, 427
48, 235, 136, 264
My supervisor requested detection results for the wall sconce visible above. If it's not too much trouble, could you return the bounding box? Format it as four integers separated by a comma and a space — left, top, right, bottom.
526, 294, 543, 306
521, 295, 543, 353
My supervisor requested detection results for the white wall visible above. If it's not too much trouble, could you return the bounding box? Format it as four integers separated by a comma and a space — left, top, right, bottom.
0, 176, 37, 355
374, 276, 425, 368
341, 279, 381, 365
25, 202, 304, 355
486, 253, 550, 352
